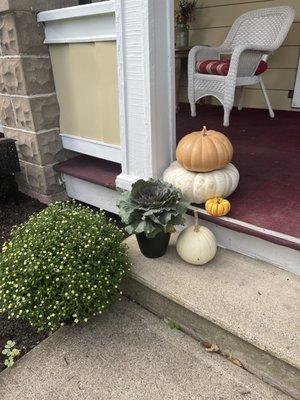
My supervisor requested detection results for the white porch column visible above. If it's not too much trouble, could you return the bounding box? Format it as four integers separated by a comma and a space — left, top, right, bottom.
115, 0, 175, 190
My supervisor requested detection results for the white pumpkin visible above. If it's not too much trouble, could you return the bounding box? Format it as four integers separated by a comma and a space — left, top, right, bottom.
176, 212, 217, 265
163, 161, 239, 204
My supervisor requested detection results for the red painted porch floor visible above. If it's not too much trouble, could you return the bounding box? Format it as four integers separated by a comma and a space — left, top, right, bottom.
177, 103, 300, 248
54, 104, 299, 250
55, 155, 121, 189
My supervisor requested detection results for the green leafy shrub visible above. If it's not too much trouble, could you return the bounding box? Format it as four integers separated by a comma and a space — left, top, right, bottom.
0, 202, 130, 331
117, 179, 189, 238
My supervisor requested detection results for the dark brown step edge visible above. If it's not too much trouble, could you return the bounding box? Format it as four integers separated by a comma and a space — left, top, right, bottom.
188, 207, 300, 252
54, 155, 121, 190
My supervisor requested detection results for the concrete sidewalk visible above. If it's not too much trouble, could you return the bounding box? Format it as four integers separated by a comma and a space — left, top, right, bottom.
121, 235, 300, 398
0, 299, 292, 400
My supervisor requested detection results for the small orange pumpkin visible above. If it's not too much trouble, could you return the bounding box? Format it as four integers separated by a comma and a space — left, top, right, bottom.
176, 126, 233, 172
205, 197, 231, 217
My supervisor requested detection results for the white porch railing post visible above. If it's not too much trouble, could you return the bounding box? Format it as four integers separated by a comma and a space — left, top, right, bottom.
115, 0, 175, 190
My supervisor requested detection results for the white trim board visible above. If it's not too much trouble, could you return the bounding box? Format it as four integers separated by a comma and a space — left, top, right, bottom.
63, 175, 119, 214
38, 1, 116, 22
115, 0, 176, 189
44, 35, 116, 44
38, 2, 116, 44
60, 134, 121, 163
116, 173, 141, 191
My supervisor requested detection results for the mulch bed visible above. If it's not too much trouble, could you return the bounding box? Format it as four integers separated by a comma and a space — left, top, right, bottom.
0, 314, 48, 372
0, 194, 48, 372
0, 193, 46, 249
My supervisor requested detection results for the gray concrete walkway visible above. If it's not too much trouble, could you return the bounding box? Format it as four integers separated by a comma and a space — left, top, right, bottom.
124, 235, 300, 370
121, 235, 300, 398
0, 299, 292, 400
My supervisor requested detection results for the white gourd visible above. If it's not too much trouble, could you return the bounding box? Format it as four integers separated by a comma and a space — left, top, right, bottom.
176, 212, 217, 265
163, 161, 239, 204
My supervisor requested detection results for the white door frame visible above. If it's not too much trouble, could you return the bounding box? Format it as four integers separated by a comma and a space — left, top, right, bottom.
115, 0, 176, 190
292, 58, 300, 108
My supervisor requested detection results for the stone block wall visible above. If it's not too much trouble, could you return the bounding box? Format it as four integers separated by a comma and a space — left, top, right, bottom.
0, 0, 77, 203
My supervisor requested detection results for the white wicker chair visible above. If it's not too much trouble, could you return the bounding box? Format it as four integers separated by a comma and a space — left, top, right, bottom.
188, 6, 295, 126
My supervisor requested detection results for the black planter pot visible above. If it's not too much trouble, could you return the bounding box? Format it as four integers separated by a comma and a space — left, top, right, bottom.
136, 232, 171, 258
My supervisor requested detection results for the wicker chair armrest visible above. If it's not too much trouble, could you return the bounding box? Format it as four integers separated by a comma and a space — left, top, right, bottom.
227, 45, 271, 78
188, 45, 223, 62
188, 46, 224, 79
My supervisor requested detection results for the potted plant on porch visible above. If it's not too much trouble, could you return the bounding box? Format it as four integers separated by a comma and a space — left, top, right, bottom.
175, 0, 198, 48
117, 179, 189, 258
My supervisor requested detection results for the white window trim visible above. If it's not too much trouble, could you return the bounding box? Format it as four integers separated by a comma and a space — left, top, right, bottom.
38, 1, 116, 43
37, 1, 116, 22
60, 134, 121, 164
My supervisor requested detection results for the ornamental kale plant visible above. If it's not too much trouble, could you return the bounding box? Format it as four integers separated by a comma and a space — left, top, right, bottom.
117, 179, 189, 238
0, 202, 130, 332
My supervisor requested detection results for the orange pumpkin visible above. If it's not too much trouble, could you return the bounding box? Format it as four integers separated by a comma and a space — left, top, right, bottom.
176, 126, 233, 172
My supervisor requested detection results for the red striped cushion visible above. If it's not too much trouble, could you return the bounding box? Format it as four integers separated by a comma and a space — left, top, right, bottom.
195, 59, 268, 76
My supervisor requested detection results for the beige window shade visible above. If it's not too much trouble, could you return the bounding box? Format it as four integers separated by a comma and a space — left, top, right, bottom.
49, 41, 120, 145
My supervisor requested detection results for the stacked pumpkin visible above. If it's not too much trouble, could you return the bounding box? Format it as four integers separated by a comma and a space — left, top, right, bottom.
163, 126, 239, 266
163, 126, 239, 211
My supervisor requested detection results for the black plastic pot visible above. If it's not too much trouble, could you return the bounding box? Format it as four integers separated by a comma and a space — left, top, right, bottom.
136, 232, 171, 258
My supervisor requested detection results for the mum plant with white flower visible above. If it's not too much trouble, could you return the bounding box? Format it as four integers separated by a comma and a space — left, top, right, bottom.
0, 202, 130, 332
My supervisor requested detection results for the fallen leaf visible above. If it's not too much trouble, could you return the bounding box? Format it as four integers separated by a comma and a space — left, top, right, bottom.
205, 343, 220, 353
201, 340, 212, 349
228, 355, 243, 367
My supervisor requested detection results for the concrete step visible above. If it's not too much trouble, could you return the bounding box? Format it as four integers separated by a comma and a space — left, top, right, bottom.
122, 234, 300, 399
0, 299, 293, 400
